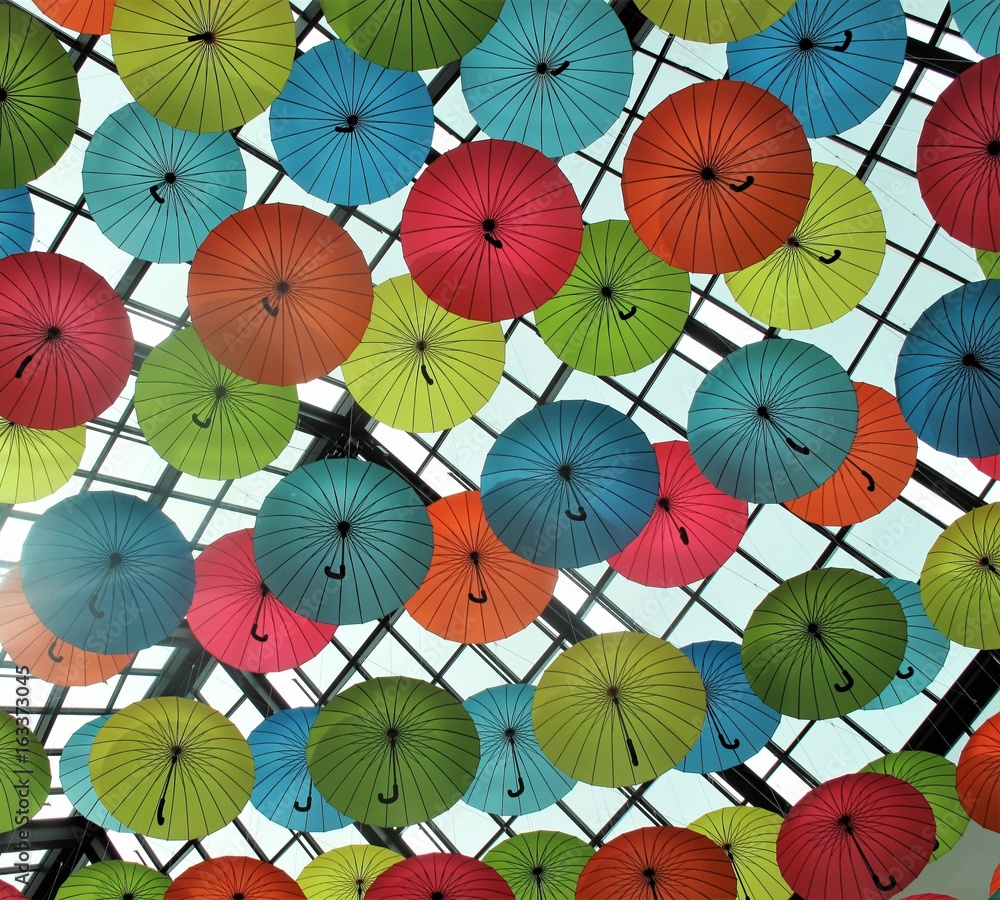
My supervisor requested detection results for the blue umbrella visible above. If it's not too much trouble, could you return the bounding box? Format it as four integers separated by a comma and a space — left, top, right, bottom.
951, 0, 999, 57
862, 579, 950, 711
462, 684, 576, 816
461, 0, 633, 158
82, 102, 246, 264
249, 707, 350, 833
727, 0, 907, 138
895, 280, 1000, 458
688, 338, 859, 504
19, 491, 195, 655
480, 399, 660, 568
253, 458, 434, 625
676, 641, 781, 774
59, 715, 132, 833
270, 39, 434, 207
0, 187, 33, 258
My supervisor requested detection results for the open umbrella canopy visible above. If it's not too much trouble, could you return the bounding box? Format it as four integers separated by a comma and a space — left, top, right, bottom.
460, 0, 633, 158
622, 78, 813, 274
366, 854, 514, 900
483, 831, 594, 900
0, 4, 80, 189
111, 0, 295, 133
636, 0, 795, 42
164, 857, 306, 900
253, 458, 434, 626
534, 219, 690, 377
342, 274, 505, 434
36, 0, 116, 34
0, 712, 50, 834
957, 709, 1000, 832
687, 338, 859, 504
297, 845, 403, 900
19, 491, 195, 655
60, 715, 132, 832
727, 0, 907, 138
270, 39, 434, 207
54, 861, 170, 900
89, 696, 255, 840
982, 250, 1000, 278
0, 187, 33, 258
532, 631, 706, 787
401, 139, 584, 322
0, 251, 134, 430
307, 676, 480, 828
951, 0, 1000, 55
0, 416, 84, 505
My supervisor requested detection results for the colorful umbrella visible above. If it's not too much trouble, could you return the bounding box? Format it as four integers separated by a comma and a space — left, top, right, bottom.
188, 203, 374, 387
621, 78, 813, 274
307, 676, 480, 828
248, 707, 349, 833
742, 568, 908, 719
111, 0, 295, 133
533, 219, 690, 377
483, 831, 594, 900
297, 846, 403, 900
0, 416, 84, 505
367, 854, 514, 900
982, 249, 1000, 278
480, 399, 660, 569
917, 54, 1000, 251
725, 163, 886, 329
320, 0, 505, 71
188, 529, 335, 674
36, 0, 116, 34
135, 327, 299, 480
19, 491, 195, 655
861, 579, 950, 711
951, 0, 1000, 56
401, 139, 583, 322
460, 0, 633, 158
270, 39, 434, 207
782, 382, 917, 526
341, 274, 505, 434
404, 490, 558, 644
895, 279, 1000, 458
0, 883, 23, 899
676, 640, 781, 775
687, 337, 859, 504
60, 715, 132, 832
532, 631, 706, 787
576, 826, 737, 900
54, 862, 170, 900
253, 459, 434, 626
973, 453, 1000, 479
0, 187, 33, 258
921, 501, 1000, 649
635, 0, 795, 43
0, 251, 134, 430
727, 0, 906, 138
861, 751, 969, 862
608, 441, 747, 588
689, 806, 791, 900
164, 857, 306, 900
777, 772, 936, 899
89, 696, 255, 840
994, 861, 1000, 897
82, 102, 247, 264
0, 712, 50, 833
957, 710, 1000, 832
0, 4, 80, 189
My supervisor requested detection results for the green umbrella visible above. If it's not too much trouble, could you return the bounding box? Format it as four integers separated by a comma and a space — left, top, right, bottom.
135, 327, 299, 481
532, 631, 706, 788
297, 845, 404, 900
980, 249, 1000, 278
534, 219, 690, 376
0, 4, 81, 189
742, 568, 908, 719
54, 861, 170, 900
484, 831, 594, 900
860, 751, 969, 863
0, 711, 50, 833
0, 416, 84, 504
307, 676, 480, 828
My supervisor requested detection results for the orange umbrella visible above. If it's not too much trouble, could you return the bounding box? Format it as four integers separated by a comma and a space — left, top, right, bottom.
405, 490, 557, 644
165, 856, 306, 899
35, 0, 115, 34
622, 78, 813, 274
0, 565, 134, 687
188, 203, 373, 386
783, 382, 917, 526
957, 709, 1000, 833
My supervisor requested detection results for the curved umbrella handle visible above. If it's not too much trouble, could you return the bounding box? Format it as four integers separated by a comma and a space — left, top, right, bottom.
156, 797, 167, 825
293, 792, 312, 812
785, 436, 810, 455
626, 737, 639, 767
47, 641, 64, 664
14, 354, 33, 379
872, 873, 897, 892
834, 669, 854, 693
324, 563, 347, 580
89, 593, 104, 619
335, 122, 357, 133
484, 233, 503, 249
677, 525, 689, 546
420, 364, 434, 385
729, 176, 754, 192
262, 297, 280, 317
718, 733, 741, 750
187, 31, 214, 42
468, 591, 488, 604
834, 29, 853, 52
191, 413, 212, 429
250, 623, 269, 643
150, 186, 165, 204
565, 506, 587, 521
860, 469, 876, 492
551, 60, 570, 75
617, 306, 638, 321
507, 777, 525, 798
818, 249, 842, 264
896, 665, 914, 679
378, 783, 399, 804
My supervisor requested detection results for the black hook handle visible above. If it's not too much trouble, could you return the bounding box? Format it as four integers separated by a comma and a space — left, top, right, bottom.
860, 469, 876, 492
335, 123, 357, 133
729, 176, 754, 192
420, 364, 434, 385
786, 436, 810, 455
150, 186, 165, 204
191, 413, 212, 429
551, 61, 570, 75
89, 593, 104, 619
156, 797, 167, 825
896, 665, 914, 679
872, 873, 897, 892
293, 793, 312, 812
485, 233, 503, 249
565, 506, 587, 521
378, 783, 399, 804
468, 591, 488, 604
834, 29, 853, 52
819, 249, 842, 264
324, 563, 347, 580
250, 622, 269, 643
626, 737, 639, 767
507, 777, 525, 798
677, 526, 689, 546
618, 306, 638, 321
719, 733, 741, 750
262, 297, 279, 317
834, 669, 855, 693
47, 641, 64, 664
14, 355, 33, 378
187, 31, 213, 42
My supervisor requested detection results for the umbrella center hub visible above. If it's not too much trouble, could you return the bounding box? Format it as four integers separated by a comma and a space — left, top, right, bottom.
275, 280, 291, 297
643, 867, 657, 885
756, 405, 771, 419
798, 36, 816, 51
483, 218, 498, 233
214, 384, 228, 400
123, 894, 135, 900
345, 113, 360, 128
164, 171, 177, 184
192, 30, 217, 44
531, 866, 545, 877
963, 352, 982, 369
431, 893, 444, 900
600, 285, 614, 299
503, 726, 517, 741
386, 726, 400, 744
233, 895, 245, 900
700, 166, 718, 182
838, 814, 854, 833
108, 552, 124, 568
806, 621, 820, 636
0, 88, 7, 103
606, 685, 622, 703
259, 581, 271, 598
46, 325, 63, 342
337, 520, 351, 538
416, 338, 428, 353
657, 496, 671, 511
786, 235, 801, 249
469, 550, 480, 564
988, 140, 1000, 157
170, 743, 183, 761
979, 555, 994, 568
558, 464, 573, 481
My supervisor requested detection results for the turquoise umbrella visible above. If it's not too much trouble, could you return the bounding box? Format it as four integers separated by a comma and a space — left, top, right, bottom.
59, 715, 132, 832
0, 187, 32, 258
951, 0, 999, 56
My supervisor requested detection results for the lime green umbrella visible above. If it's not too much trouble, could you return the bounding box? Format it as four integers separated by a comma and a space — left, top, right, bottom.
635, 0, 796, 43
534, 219, 690, 377
89, 696, 255, 840
297, 845, 404, 900
980, 249, 1000, 278
0, 5, 80, 189
742, 568, 908, 719
54, 861, 170, 900
342, 274, 505, 433
726, 163, 886, 329
532, 631, 706, 788
307, 676, 480, 828
0, 711, 50, 833
861, 751, 969, 863
135, 327, 298, 481
0, 416, 84, 504
484, 831, 594, 900
111, 0, 295, 132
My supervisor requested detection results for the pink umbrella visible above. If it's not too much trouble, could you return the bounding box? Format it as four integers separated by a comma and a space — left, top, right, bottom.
971, 455, 1000, 479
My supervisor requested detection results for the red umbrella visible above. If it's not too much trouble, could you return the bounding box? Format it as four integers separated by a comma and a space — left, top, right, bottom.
957, 709, 1000, 833
917, 54, 1000, 251
971, 454, 1000, 479
401, 139, 583, 322
0, 251, 133, 429
777, 772, 937, 899
366, 853, 515, 900
187, 529, 335, 673
165, 856, 306, 899
608, 440, 747, 588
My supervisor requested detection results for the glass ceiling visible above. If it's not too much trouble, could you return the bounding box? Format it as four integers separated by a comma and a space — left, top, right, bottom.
1, 0, 997, 894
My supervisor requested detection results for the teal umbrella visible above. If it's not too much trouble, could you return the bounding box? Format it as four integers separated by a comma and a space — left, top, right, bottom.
59, 715, 132, 832
0, 187, 32, 258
